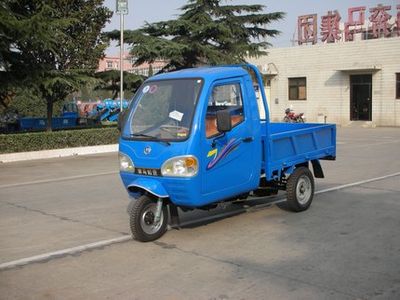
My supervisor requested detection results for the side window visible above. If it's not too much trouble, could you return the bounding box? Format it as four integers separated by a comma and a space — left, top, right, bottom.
205, 83, 244, 138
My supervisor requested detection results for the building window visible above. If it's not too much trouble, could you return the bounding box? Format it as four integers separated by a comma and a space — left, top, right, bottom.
288, 77, 307, 100
106, 61, 113, 69
396, 73, 400, 99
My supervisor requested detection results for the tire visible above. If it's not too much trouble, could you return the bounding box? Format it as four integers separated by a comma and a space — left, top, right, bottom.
286, 167, 314, 212
283, 116, 291, 123
130, 195, 168, 242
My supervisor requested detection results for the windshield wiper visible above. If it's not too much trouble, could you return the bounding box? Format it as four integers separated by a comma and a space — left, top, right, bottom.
130, 133, 171, 146
131, 133, 156, 139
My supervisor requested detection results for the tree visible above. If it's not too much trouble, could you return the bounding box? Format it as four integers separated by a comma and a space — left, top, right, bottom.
0, 1, 62, 110
148, 64, 154, 77
95, 70, 145, 99
106, 0, 284, 71
0, 0, 112, 130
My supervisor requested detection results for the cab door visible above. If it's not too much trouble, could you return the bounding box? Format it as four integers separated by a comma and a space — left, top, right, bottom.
201, 78, 260, 200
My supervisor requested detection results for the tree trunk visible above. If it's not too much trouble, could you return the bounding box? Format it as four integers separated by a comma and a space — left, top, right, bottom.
0, 91, 15, 110
112, 90, 118, 100
46, 100, 53, 132
0, 97, 9, 110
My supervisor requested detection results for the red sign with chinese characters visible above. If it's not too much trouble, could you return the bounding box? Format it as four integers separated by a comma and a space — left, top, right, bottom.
396, 5, 400, 36
298, 14, 318, 44
369, 4, 392, 37
298, 3, 399, 45
320, 10, 342, 42
344, 6, 366, 41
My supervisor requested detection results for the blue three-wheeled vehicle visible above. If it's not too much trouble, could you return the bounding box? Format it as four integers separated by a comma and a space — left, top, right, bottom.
118, 64, 336, 242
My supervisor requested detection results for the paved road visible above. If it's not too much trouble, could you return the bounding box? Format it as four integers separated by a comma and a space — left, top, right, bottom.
0, 127, 399, 299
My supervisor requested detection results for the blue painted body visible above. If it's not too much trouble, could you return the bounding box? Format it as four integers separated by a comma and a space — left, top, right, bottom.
119, 65, 336, 208
17, 100, 130, 132
19, 116, 78, 131
94, 99, 129, 122
19, 103, 79, 131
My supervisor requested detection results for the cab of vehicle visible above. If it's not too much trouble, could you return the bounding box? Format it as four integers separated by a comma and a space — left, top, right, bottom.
119, 67, 262, 210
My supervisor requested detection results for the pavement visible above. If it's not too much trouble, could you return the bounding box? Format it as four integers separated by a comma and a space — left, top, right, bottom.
0, 127, 399, 299
0, 144, 118, 163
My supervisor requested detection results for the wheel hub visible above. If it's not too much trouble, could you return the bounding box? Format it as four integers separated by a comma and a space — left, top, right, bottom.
144, 211, 155, 225
296, 176, 312, 205
140, 204, 164, 235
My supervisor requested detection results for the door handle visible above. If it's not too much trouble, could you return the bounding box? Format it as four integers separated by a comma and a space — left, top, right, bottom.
242, 136, 254, 143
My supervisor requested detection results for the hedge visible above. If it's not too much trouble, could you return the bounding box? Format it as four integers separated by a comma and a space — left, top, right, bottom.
0, 127, 120, 154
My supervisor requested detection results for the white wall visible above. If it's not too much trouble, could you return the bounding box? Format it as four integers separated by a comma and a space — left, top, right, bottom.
249, 37, 400, 126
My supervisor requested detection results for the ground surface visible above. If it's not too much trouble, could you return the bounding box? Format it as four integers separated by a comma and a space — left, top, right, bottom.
0, 127, 399, 300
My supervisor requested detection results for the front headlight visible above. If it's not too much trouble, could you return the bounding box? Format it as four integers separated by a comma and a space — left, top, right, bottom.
161, 155, 198, 177
119, 152, 135, 172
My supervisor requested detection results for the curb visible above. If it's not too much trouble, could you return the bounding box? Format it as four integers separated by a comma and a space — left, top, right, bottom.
0, 144, 118, 163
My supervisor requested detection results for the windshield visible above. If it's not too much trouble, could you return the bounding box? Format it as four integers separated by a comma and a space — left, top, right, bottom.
126, 79, 203, 141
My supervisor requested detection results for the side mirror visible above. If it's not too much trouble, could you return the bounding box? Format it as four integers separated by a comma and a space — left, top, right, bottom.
216, 109, 232, 133
117, 110, 128, 132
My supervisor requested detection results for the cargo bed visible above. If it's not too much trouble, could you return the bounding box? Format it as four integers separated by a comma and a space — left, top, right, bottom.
261, 122, 336, 180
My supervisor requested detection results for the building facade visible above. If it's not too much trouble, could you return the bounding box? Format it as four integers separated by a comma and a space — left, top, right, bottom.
249, 37, 400, 126
98, 52, 167, 76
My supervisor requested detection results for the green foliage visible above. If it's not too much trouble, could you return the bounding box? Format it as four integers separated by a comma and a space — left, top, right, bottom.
0, 1, 69, 103
9, 88, 65, 117
0, 0, 112, 130
106, 0, 284, 71
95, 70, 145, 99
0, 127, 119, 154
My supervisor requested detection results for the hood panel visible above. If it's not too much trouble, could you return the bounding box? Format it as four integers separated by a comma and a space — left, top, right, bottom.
119, 139, 190, 169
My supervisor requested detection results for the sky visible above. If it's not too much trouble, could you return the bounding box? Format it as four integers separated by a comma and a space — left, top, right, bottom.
103, 0, 400, 55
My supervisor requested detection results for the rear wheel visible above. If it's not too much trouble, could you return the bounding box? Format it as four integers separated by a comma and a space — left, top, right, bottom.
130, 195, 168, 242
286, 167, 314, 212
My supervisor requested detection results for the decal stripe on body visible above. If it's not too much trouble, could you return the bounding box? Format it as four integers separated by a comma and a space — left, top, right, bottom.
206, 138, 242, 170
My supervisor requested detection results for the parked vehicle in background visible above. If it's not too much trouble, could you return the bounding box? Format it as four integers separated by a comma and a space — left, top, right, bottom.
85, 99, 129, 122
283, 108, 305, 123
0, 108, 20, 133
0, 99, 129, 133
118, 64, 336, 242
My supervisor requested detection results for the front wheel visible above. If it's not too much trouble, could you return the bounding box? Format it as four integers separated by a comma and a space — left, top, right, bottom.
286, 167, 314, 212
130, 195, 168, 242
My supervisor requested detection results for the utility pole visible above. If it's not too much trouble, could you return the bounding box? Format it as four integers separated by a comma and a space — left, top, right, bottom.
116, 0, 128, 112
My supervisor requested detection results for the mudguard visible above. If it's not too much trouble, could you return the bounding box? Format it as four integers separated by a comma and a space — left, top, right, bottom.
127, 177, 169, 198
311, 159, 325, 178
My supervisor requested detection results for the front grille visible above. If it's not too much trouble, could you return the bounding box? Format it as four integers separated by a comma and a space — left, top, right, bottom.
135, 167, 162, 177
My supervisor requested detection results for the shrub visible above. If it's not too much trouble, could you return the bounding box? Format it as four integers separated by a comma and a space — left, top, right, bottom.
0, 127, 119, 154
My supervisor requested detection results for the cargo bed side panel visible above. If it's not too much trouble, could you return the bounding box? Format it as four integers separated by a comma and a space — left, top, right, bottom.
264, 123, 336, 180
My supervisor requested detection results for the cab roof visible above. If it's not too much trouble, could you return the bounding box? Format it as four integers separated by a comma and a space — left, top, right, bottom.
149, 66, 249, 82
